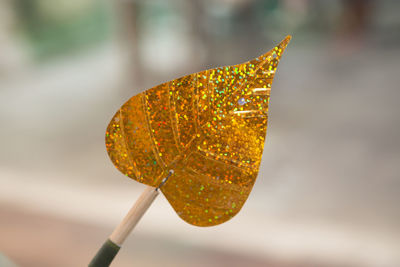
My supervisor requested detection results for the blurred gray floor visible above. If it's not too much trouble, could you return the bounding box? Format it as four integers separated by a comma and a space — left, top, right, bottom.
1, 39, 400, 266
2, 203, 349, 267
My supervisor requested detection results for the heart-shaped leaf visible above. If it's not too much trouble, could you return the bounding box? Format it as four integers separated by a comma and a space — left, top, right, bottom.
106, 36, 291, 226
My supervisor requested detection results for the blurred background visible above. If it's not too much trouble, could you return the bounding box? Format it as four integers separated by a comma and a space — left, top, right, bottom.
1, 0, 400, 266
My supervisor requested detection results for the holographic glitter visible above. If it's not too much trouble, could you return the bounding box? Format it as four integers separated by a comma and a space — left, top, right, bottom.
105, 36, 291, 226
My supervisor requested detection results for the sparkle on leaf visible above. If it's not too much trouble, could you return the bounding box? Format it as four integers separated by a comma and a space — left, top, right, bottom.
105, 36, 291, 227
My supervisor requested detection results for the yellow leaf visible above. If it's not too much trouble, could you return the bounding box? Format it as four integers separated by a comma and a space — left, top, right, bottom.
105, 36, 291, 226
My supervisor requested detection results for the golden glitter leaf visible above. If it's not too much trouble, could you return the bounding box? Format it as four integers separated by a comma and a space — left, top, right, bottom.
106, 36, 291, 226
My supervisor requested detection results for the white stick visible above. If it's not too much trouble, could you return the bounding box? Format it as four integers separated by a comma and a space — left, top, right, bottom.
109, 186, 159, 246
89, 171, 173, 266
